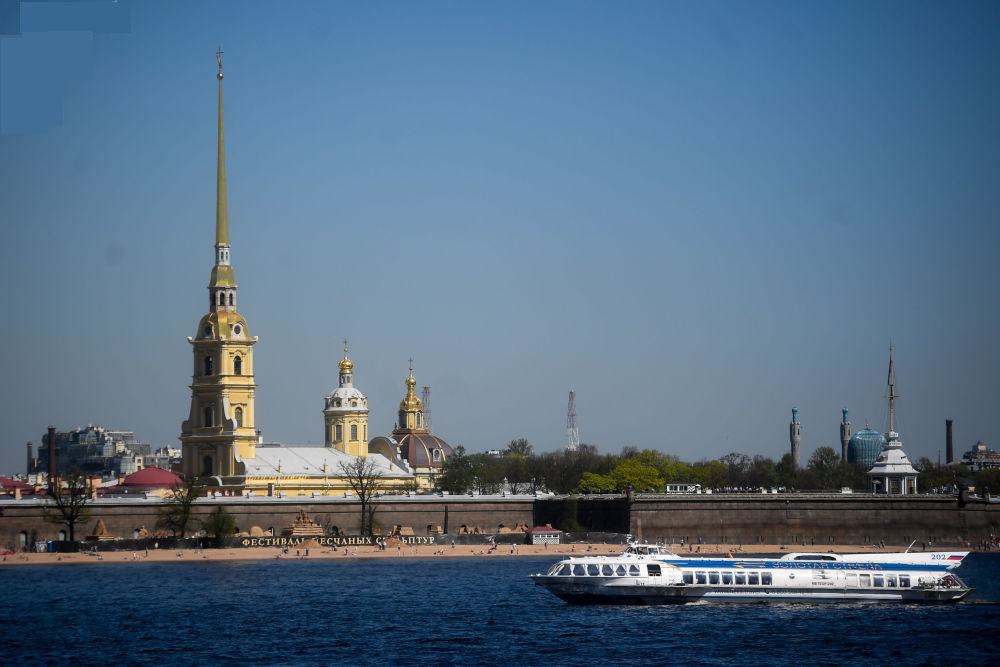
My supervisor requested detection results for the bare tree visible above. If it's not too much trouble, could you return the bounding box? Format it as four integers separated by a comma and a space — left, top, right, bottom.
42, 473, 93, 542
156, 476, 204, 538
339, 457, 384, 535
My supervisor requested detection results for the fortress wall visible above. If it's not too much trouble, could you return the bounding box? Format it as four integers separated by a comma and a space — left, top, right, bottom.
628, 495, 999, 547
0, 497, 535, 548
3, 494, 996, 550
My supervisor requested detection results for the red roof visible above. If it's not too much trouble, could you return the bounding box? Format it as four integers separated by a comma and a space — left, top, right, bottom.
526, 526, 562, 533
0, 476, 32, 490
121, 466, 184, 488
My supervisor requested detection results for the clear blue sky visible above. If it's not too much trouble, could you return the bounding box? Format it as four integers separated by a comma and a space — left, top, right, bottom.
1, 0, 998, 475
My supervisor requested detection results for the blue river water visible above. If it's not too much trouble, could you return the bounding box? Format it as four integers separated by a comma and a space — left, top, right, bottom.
2, 553, 999, 665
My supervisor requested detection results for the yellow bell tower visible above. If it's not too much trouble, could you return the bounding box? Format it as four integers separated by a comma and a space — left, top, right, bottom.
180, 50, 258, 484
323, 342, 369, 457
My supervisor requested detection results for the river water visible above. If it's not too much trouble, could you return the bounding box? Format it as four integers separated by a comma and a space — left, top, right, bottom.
2, 553, 998, 664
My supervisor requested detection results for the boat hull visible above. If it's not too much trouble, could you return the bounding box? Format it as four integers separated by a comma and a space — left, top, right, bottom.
532, 577, 974, 604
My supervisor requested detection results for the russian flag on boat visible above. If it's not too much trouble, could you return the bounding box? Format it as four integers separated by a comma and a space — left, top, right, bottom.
948, 555, 963, 560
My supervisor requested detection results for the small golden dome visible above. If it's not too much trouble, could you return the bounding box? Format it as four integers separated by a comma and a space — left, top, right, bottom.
338, 342, 353, 373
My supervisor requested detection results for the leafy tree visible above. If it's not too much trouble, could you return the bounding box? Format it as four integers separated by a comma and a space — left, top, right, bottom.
436, 445, 476, 494
691, 460, 727, 489
201, 505, 236, 546
507, 438, 533, 457
609, 458, 664, 492
339, 457, 384, 535
719, 452, 751, 487
746, 455, 778, 489
42, 473, 93, 542
574, 471, 616, 494
775, 453, 799, 489
157, 476, 204, 538
806, 446, 841, 490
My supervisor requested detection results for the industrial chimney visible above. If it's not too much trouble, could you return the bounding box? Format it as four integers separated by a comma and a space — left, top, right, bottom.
946, 419, 954, 464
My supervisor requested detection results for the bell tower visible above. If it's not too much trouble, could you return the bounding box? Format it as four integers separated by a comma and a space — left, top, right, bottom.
180, 49, 258, 484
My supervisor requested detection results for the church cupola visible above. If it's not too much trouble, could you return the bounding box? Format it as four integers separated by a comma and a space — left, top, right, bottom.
323, 341, 368, 457
397, 359, 426, 432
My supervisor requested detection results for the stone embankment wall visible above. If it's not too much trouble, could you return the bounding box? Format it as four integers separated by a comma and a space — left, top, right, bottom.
0, 497, 534, 548
3, 494, 997, 550
627, 494, 998, 547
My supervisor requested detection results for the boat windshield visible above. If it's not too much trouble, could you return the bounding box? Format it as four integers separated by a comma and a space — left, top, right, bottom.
627, 545, 660, 556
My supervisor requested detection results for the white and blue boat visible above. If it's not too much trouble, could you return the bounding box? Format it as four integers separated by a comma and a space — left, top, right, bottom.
531, 543, 973, 604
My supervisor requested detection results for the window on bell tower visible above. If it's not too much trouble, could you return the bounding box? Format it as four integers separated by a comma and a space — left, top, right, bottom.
228, 293, 234, 306
335, 424, 342, 441
351, 424, 358, 441
202, 455, 213, 476
234, 356, 242, 375
234, 407, 243, 428
204, 356, 213, 376
203, 406, 213, 428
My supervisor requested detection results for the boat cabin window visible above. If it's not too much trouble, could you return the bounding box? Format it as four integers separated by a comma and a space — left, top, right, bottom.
573, 564, 586, 576
886, 575, 897, 587
628, 546, 659, 556
761, 572, 772, 585
708, 572, 720, 584
602, 564, 614, 576
873, 575, 884, 587
695, 572, 707, 584
860, 574, 871, 587
794, 554, 837, 561
722, 572, 733, 584
628, 564, 641, 576
748, 573, 760, 585
558, 564, 571, 576
587, 564, 600, 576
735, 573, 746, 585
899, 575, 910, 588
683, 571, 694, 584
647, 564, 661, 577
846, 574, 858, 587
615, 565, 627, 576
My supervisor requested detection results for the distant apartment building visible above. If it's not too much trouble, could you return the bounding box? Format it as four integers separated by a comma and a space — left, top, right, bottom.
961, 442, 1000, 472
30, 425, 179, 478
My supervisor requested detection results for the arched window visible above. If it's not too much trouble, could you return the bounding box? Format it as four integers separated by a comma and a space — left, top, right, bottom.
351, 424, 358, 441
234, 356, 242, 375
335, 424, 342, 441
203, 406, 213, 428
433, 448, 442, 462
228, 293, 234, 306
202, 455, 213, 476
204, 356, 213, 376
234, 407, 243, 428
217, 292, 224, 306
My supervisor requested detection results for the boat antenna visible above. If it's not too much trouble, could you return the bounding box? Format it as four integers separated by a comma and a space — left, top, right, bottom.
904, 539, 916, 554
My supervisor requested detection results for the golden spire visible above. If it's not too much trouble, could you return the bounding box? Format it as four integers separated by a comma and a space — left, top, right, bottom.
215, 46, 229, 248
338, 339, 354, 373
400, 358, 421, 411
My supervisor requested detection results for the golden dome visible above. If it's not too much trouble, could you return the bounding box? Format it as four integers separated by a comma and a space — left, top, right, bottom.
399, 360, 423, 412
338, 342, 353, 373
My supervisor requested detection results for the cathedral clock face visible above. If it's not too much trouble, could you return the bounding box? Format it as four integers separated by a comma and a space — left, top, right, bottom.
233, 324, 242, 335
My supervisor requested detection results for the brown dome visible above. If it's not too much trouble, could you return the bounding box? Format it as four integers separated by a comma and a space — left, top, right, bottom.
122, 466, 184, 488
396, 433, 454, 468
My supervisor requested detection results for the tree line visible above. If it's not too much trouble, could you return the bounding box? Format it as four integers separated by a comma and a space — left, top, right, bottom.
436, 439, 997, 495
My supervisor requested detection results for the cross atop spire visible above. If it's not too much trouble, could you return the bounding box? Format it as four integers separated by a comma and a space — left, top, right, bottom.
216, 46, 224, 78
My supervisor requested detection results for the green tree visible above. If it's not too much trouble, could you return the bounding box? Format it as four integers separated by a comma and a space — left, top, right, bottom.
42, 473, 93, 542
507, 438, 533, 457
609, 458, 664, 492
573, 471, 616, 494
201, 505, 236, 546
747, 455, 778, 489
692, 460, 727, 489
719, 452, 751, 487
436, 445, 476, 494
805, 446, 841, 489
157, 476, 205, 538
775, 453, 800, 489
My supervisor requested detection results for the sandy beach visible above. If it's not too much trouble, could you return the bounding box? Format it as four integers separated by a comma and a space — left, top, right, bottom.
0, 541, 902, 566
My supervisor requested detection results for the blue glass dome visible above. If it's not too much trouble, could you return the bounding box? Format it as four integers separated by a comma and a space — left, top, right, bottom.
848, 429, 886, 468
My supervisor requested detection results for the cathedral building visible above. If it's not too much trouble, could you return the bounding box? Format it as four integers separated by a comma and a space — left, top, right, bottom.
369, 362, 455, 490
179, 55, 412, 496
